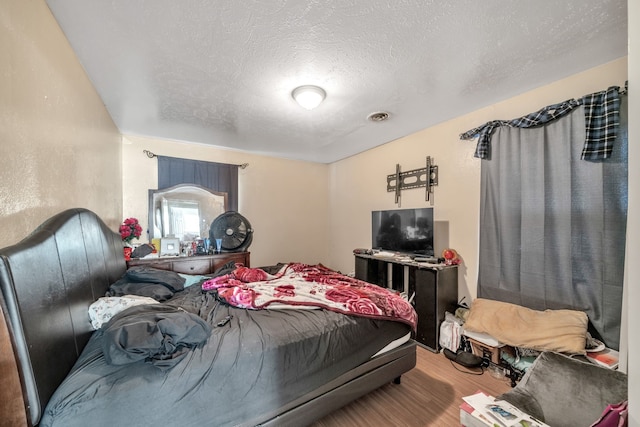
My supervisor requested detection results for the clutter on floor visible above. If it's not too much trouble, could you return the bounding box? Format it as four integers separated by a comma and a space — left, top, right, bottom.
461, 390, 551, 427
497, 352, 627, 427
440, 297, 620, 389
455, 299, 628, 426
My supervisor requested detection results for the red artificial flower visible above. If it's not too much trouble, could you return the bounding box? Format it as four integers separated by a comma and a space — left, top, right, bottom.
120, 217, 142, 243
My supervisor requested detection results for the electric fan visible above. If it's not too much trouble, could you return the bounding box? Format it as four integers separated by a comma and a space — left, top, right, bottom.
209, 211, 253, 252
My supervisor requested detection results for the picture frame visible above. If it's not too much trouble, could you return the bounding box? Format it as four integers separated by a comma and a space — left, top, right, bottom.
160, 238, 180, 257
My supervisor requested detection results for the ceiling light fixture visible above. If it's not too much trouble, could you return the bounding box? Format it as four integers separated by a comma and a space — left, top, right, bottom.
292, 85, 326, 110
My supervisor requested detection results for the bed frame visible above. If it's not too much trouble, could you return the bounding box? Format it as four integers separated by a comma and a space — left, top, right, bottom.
0, 208, 416, 426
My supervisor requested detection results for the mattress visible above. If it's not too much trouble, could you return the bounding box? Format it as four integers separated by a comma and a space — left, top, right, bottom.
40, 284, 410, 427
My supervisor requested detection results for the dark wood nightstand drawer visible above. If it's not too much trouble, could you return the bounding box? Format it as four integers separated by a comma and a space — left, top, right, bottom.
170, 259, 211, 275
126, 259, 173, 271
127, 252, 250, 275
212, 252, 249, 271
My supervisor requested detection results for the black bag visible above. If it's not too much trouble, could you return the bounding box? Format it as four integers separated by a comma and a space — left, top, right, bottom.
131, 243, 155, 258
443, 348, 483, 368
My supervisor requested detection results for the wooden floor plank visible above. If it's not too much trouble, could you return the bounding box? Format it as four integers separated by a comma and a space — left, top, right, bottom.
0, 307, 28, 427
311, 345, 512, 427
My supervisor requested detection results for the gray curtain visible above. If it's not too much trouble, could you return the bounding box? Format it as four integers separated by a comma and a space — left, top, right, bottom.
158, 156, 239, 211
478, 98, 628, 349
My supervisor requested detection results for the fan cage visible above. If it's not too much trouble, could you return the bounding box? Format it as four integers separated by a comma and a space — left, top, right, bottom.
209, 212, 253, 252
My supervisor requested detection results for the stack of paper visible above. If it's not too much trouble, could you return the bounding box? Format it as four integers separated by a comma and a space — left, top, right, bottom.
460, 391, 549, 427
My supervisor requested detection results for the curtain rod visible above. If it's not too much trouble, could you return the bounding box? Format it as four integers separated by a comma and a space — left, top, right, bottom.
143, 150, 249, 169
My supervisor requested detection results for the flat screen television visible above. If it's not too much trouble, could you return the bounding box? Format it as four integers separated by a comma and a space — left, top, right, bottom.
372, 208, 434, 256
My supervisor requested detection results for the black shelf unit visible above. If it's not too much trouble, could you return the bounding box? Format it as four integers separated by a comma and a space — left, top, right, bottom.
355, 254, 458, 352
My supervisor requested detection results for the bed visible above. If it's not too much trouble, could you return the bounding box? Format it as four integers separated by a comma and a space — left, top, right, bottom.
0, 208, 417, 426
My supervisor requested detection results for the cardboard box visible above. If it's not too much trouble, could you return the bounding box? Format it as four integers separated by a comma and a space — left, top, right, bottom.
467, 337, 503, 365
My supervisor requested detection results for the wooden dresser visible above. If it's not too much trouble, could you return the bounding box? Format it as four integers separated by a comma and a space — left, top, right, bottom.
126, 252, 250, 275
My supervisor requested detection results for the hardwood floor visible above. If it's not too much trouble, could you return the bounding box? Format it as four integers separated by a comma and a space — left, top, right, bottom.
0, 307, 28, 427
310, 345, 512, 427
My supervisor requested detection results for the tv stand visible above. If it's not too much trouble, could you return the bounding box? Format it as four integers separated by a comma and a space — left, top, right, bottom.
354, 254, 458, 352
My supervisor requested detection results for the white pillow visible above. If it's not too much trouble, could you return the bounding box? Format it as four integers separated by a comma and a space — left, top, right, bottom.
88, 295, 159, 329
177, 273, 210, 288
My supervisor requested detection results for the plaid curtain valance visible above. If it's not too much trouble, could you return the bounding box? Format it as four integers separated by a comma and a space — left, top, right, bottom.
460, 82, 627, 161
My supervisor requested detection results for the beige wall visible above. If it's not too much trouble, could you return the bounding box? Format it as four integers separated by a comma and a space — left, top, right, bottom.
2, 0, 636, 420
626, 0, 638, 421
123, 59, 628, 302
328, 57, 628, 304
122, 135, 330, 268
0, 1, 122, 247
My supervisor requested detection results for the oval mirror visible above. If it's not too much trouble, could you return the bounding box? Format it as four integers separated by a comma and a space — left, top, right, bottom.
148, 184, 228, 241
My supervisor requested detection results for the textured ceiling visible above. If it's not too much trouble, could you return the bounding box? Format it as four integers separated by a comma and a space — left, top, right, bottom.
45, 0, 627, 163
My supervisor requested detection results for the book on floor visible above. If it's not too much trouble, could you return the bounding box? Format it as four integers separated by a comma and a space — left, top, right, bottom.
586, 347, 619, 370
461, 391, 549, 427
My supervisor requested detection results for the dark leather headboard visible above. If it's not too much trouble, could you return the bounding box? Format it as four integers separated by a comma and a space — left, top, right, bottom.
0, 208, 127, 425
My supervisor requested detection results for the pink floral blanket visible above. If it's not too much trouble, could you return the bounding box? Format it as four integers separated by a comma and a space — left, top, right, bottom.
202, 263, 417, 330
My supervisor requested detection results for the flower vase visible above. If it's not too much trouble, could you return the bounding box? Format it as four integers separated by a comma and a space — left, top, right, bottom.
123, 246, 133, 261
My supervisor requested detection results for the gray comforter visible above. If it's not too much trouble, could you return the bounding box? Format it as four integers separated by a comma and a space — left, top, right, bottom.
101, 304, 211, 369
40, 284, 410, 427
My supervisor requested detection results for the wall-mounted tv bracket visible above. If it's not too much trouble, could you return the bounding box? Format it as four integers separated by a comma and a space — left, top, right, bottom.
387, 156, 439, 206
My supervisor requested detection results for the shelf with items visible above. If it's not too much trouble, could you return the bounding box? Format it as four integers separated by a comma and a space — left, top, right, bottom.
354, 253, 457, 352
